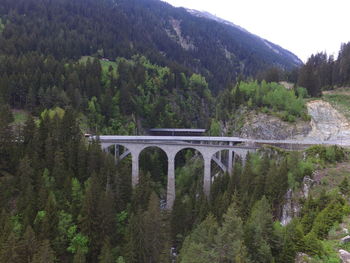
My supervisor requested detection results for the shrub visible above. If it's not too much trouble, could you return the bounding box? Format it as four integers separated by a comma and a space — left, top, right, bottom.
302, 232, 324, 256
233, 81, 307, 120
305, 145, 346, 164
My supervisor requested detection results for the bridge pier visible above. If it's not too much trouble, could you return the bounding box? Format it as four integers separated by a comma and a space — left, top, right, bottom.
203, 154, 212, 197
166, 151, 176, 210
228, 142, 233, 175
131, 153, 139, 186
234, 148, 249, 166
126, 146, 143, 187
114, 144, 119, 163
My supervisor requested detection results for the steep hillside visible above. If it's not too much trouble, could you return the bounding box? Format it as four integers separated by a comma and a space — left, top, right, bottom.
0, 0, 302, 93
117, 0, 303, 92
187, 9, 302, 67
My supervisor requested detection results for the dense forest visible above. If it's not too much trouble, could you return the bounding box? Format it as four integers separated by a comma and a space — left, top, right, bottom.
1, 0, 350, 262
297, 42, 350, 97
0, 0, 302, 94
1, 105, 349, 262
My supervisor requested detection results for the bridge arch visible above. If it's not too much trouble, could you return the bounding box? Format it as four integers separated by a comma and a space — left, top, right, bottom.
173, 148, 205, 195
98, 138, 258, 209
211, 149, 229, 175
138, 146, 168, 190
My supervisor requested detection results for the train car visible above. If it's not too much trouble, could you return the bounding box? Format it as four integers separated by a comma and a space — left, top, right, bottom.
148, 128, 206, 136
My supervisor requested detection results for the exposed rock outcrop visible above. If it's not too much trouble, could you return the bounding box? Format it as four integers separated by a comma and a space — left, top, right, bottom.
281, 189, 297, 226
236, 99, 350, 144
305, 100, 350, 142
341, 235, 350, 244
281, 176, 314, 226
168, 18, 195, 51
239, 112, 311, 140
339, 249, 350, 263
295, 252, 311, 263
302, 176, 314, 198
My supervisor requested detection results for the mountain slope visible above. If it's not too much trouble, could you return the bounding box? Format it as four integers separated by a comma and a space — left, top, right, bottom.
0, 0, 302, 93
186, 9, 302, 67
117, 0, 303, 91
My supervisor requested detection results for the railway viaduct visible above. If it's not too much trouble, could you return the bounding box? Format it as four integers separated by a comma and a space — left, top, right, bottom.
92, 132, 337, 209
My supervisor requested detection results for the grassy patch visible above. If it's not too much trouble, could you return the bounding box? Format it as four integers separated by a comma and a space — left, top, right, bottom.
80, 56, 118, 81
80, 56, 117, 71
323, 94, 350, 121
12, 110, 29, 124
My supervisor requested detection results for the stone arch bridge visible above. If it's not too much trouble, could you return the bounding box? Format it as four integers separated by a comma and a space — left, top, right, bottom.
92, 135, 328, 209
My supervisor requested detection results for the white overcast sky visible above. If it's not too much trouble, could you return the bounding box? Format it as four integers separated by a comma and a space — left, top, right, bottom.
162, 0, 350, 62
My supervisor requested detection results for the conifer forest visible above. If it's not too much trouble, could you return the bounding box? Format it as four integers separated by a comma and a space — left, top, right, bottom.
1, 0, 350, 262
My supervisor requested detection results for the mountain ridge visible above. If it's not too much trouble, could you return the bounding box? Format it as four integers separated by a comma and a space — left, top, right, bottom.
0, 0, 303, 92
185, 8, 302, 67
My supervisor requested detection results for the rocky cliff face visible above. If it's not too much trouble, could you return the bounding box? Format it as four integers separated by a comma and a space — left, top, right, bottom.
238, 100, 350, 143
281, 176, 315, 226
305, 100, 350, 143
239, 112, 311, 140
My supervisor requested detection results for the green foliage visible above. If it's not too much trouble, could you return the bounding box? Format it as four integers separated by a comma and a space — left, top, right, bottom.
126, 192, 171, 263
67, 232, 89, 255
57, 211, 75, 252
302, 232, 324, 256
296, 87, 308, 99
244, 197, 274, 262
116, 211, 128, 237
116, 256, 126, 263
12, 110, 29, 124
181, 200, 249, 262
209, 119, 221, 136
311, 199, 345, 239
287, 152, 314, 189
10, 215, 22, 236
323, 93, 350, 120
339, 177, 350, 195
70, 181, 82, 201
40, 107, 65, 120
0, 109, 130, 262
305, 145, 346, 164
298, 47, 350, 94
217, 81, 307, 122
34, 211, 46, 225
42, 169, 55, 189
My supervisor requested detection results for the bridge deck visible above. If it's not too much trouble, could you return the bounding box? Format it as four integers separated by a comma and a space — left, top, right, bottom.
93, 135, 348, 147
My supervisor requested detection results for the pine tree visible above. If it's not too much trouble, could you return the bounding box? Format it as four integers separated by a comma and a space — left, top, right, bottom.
73, 248, 87, 263
96, 190, 117, 250
17, 156, 37, 226
98, 238, 114, 263
78, 173, 102, 260
0, 209, 12, 248
143, 192, 170, 263
179, 214, 218, 263
40, 192, 59, 242
302, 231, 323, 256
244, 197, 274, 262
214, 204, 248, 262
125, 211, 147, 263
32, 240, 56, 263
18, 225, 37, 262
0, 104, 14, 173
298, 58, 321, 97
0, 232, 20, 263
22, 116, 37, 155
